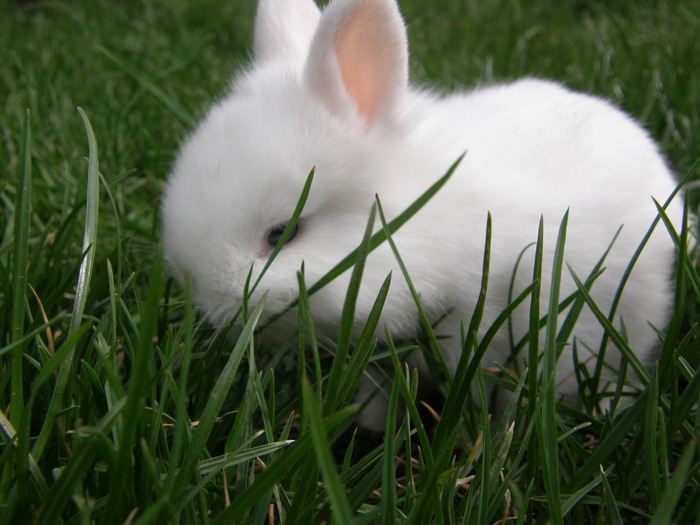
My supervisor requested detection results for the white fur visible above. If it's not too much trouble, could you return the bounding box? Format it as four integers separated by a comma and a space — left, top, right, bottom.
162, 0, 684, 431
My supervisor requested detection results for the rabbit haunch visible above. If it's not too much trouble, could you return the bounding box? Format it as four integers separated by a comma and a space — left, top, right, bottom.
162, 0, 684, 431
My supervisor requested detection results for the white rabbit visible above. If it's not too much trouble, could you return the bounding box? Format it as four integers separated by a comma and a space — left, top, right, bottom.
162, 0, 685, 431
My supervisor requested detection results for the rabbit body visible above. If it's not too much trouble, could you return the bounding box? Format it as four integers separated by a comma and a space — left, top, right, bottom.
162, 0, 684, 430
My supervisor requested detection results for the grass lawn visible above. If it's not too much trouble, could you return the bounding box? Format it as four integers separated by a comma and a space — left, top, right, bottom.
1, 0, 700, 523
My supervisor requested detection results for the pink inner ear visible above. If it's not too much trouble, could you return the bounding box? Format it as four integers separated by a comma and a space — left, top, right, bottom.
334, 2, 392, 119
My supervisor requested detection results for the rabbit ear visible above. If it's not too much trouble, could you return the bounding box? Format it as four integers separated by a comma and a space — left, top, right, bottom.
253, 0, 322, 64
304, 0, 409, 124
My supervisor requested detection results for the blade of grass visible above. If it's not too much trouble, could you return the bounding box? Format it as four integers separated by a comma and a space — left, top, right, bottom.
538, 210, 569, 525
476, 365, 492, 525
323, 204, 376, 416
401, 367, 419, 517
103, 255, 164, 519
197, 441, 295, 476
174, 440, 296, 515
563, 391, 646, 493
591, 157, 698, 396
644, 365, 662, 512
559, 466, 609, 517
649, 440, 696, 525
284, 454, 320, 524
600, 465, 624, 525
71, 107, 100, 335
405, 429, 458, 524
484, 379, 533, 523
432, 212, 491, 453
0, 412, 48, 501
209, 408, 354, 524
296, 265, 323, 418
10, 109, 32, 428
171, 291, 269, 504
657, 195, 689, 384
507, 241, 536, 367
34, 437, 101, 525
386, 329, 435, 468
671, 345, 700, 434
527, 217, 544, 482
98, 46, 196, 127
439, 279, 536, 449
16, 321, 94, 503
380, 380, 401, 525
308, 154, 463, 297
0, 314, 65, 359
303, 381, 354, 524
252, 169, 314, 294
343, 443, 389, 513
163, 277, 195, 495
375, 195, 449, 377
337, 274, 391, 410
568, 267, 649, 384
32, 107, 100, 462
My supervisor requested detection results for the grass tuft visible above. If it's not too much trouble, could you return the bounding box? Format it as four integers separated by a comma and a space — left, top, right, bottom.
1, 0, 699, 523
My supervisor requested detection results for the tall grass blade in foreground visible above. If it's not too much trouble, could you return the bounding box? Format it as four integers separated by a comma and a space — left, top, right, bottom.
0, 0, 699, 523
169, 293, 269, 506
307, 154, 462, 297
303, 380, 354, 524
2, 109, 31, 511
102, 255, 164, 517
9, 110, 32, 429
538, 210, 568, 525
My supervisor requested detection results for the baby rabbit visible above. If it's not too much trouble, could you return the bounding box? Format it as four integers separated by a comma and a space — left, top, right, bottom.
162, 0, 684, 431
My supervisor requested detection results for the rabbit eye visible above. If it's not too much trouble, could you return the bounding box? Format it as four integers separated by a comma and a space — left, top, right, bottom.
267, 222, 299, 248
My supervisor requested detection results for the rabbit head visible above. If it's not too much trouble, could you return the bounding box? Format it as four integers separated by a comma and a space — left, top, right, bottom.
162, 0, 430, 338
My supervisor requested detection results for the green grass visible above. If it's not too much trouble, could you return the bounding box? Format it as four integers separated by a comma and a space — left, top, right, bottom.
1, 0, 700, 523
